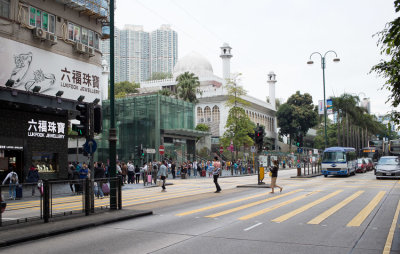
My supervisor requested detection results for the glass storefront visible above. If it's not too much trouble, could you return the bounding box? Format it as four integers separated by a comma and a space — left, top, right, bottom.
32, 152, 58, 173
96, 94, 197, 164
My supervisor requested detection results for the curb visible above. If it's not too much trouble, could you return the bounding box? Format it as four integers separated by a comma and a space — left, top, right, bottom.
290, 174, 322, 178
0, 210, 153, 248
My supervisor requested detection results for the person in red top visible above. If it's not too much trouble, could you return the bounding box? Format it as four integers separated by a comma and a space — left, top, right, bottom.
212, 157, 222, 193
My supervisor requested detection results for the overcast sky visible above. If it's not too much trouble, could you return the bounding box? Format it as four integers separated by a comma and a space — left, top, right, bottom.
115, 0, 396, 115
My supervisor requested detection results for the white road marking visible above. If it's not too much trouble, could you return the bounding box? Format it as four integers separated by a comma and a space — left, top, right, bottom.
244, 222, 262, 231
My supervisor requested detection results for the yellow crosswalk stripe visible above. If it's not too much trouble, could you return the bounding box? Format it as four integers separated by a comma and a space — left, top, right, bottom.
205, 189, 304, 218
383, 200, 400, 254
308, 191, 364, 225
238, 191, 320, 221
176, 192, 269, 216
347, 191, 386, 227
272, 190, 343, 223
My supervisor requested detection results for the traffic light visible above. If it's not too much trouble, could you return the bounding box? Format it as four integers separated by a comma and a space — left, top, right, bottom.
134, 146, 140, 157
93, 105, 102, 134
296, 136, 300, 147
140, 148, 145, 157
255, 126, 264, 148
72, 103, 88, 137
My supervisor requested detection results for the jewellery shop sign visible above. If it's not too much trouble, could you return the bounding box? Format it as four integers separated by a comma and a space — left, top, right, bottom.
0, 37, 102, 103
27, 119, 66, 139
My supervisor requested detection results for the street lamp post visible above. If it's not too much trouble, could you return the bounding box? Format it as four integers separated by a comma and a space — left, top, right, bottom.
307, 51, 340, 148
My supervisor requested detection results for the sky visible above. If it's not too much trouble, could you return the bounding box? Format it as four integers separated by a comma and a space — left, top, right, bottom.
115, 0, 397, 115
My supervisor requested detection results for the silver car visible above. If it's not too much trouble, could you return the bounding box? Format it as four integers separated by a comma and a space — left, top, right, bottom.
376, 156, 400, 179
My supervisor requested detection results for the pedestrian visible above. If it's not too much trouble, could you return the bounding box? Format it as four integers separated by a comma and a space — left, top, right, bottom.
270, 160, 283, 194
153, 162, 159, 185
94, 162, 105, 199
135, 164, 140, 184
26, 164, 39, 196
79, 163, 89, 179
127, 162, 135, 184
142, 162, 148, 185
121, 162, 128, 184
212, 157, 222, 193
193, 160, 198, 177
171, 162, 176, 179
2, 168, 18, 200
67, 162, 75, 193
73, 165, 81, 195
157, 161, 167, 192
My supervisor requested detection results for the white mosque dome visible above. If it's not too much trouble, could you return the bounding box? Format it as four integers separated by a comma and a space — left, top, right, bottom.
173, 51, 214, 79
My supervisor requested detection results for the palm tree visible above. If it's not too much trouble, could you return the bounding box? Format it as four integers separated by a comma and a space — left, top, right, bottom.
176, 72, 201, 103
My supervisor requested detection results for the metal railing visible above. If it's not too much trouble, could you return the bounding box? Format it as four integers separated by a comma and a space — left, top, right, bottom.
0, 176, 122, 227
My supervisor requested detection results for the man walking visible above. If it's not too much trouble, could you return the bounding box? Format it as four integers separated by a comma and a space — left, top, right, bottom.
158, 161, 167, 192
127, 162, 134, 184
212, 157, 222, 193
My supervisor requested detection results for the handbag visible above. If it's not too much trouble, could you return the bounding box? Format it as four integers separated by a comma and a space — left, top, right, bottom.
269, 171, 272, 177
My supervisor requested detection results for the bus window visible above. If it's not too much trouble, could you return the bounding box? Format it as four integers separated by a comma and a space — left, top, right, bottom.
323, 152, 346, 163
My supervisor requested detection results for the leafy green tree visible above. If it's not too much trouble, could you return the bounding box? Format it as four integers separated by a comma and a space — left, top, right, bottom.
176, 72, 201, 103
221, 107, 255, 159
221, 74, 255, 159
158, 89, 174, 97
371, 0, 400, 124
277, 91, 318, 150
109, 81, 140, 98
147, 72, 173, 81
314, 123, 338, 149
195, 123, 210, 132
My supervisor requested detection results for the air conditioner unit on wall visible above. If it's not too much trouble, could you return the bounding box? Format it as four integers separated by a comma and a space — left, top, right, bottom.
85, 46, 95, 57
46, 33, 57, 45
74, 42, 85, 54
33, 27, 46, 40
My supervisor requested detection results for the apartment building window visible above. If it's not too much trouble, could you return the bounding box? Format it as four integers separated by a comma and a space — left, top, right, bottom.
0, 0, 10, 19
67, 21, 100, 50
29, 6, 55, 34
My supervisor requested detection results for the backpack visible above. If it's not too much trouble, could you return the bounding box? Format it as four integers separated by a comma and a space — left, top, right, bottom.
11, 172, 17, 184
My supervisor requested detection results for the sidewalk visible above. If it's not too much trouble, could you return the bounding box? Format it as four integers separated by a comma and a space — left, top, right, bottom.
0, 208, 152, 247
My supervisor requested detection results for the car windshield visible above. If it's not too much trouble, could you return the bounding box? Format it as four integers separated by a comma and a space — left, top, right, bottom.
323, 152, 346, 163
378, 157, 399, 165
357, 159, 365, 163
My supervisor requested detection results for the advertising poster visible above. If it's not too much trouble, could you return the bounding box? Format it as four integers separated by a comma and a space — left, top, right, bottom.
0, 37, 102, 103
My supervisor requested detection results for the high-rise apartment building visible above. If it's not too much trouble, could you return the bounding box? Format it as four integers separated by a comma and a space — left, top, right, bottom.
101, 24, 177, 83
151, 24, 178, 75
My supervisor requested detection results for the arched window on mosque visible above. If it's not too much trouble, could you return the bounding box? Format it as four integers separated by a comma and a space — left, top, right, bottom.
212, 106, 220, 122
204, 106, 211, 122
197, 107, 204, 123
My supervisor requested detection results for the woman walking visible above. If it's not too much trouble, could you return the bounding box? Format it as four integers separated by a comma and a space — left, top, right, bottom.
270, 160, 283, 194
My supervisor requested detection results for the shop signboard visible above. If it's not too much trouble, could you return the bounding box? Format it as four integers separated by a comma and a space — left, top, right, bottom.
0, 37, 102, 103
27, 118, 66, 139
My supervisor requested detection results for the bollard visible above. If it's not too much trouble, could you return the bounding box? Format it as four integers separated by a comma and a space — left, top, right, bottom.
117, 176, 122, 210
43, 180, 50, 223
84, 178, 90, 216
307, 163, 310, 175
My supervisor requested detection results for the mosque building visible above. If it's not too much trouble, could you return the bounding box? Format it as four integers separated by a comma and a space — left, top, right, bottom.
139, 43, 279, 151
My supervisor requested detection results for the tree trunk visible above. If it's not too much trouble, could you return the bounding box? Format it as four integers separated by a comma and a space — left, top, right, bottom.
346, 114, 349, 147
337, 112, 341, 146
349, 123, 352, 148
342, 117, 346, 147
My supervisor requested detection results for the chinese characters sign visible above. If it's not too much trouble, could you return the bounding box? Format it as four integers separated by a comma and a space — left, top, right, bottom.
27, 119, 66, 139
0, 37, 102, 103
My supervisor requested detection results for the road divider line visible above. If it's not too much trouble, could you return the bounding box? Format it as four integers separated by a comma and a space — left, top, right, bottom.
244, 222, 262, 231
308, 191, 364, 225
347, 191, 386, 227
238, 191, 320, 221
383, 200, 400, 254
176, 192, 269, 216
272, 190, 343, 223
205, 189, 303, 218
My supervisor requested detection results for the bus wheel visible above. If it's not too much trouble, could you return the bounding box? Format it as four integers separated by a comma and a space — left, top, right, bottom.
324, 175, 327, 178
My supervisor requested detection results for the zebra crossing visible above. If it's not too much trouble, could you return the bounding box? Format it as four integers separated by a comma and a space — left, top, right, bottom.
176, 187, 393, 228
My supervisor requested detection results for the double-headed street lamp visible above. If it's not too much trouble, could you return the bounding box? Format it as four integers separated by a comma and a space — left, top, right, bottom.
307, 51, 340, 148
